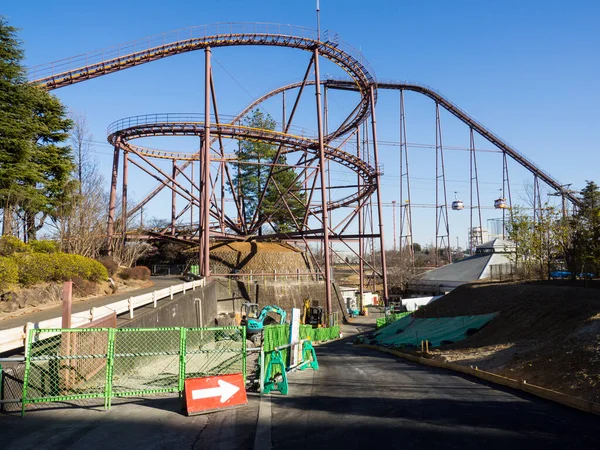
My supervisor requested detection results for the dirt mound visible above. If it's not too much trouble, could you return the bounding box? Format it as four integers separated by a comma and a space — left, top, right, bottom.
416, 282, 600, 402
209, 241, 312, 275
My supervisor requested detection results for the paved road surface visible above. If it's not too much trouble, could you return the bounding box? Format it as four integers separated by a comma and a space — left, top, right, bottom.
2, 319, 599, 449
0, 276, 183, 331
269, 324, 600, 450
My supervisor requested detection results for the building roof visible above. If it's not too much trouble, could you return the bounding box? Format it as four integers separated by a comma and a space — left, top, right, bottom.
476, 238, 516, 252
419, 254, 492, 282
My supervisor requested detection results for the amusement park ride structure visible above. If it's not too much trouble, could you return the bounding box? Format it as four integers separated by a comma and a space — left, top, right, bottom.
28, 23, 581, 314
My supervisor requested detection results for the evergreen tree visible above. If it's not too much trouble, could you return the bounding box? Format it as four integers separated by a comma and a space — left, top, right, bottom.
234, 109, 306, 234
0, 17, 73, 240
572, 181, 600, 276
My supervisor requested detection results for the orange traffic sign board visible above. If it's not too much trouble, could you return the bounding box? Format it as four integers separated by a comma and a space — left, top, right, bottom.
184, 373, 247, 415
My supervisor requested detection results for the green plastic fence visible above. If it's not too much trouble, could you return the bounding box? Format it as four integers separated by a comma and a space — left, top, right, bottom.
21, 326, 246, 415
368, 313, 498, 348
376, 312, 413, 329
262, 324, 340, 376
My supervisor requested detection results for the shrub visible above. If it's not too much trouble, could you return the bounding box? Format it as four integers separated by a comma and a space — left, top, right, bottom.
51, 254, 108, 282
11, 252, 108, 286
0, 236, 28, 257
118, 266, 151, 281
0, 256, 18, 290
118, 269, 131, 280
97, 256, 119, 277
71, 276, 99, 297
12, 253, 52, 286
29, 240, 58, 254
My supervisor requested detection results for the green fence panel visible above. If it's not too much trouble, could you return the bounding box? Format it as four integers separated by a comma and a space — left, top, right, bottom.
263, 325, 290, 373
22, 328, 111, 414
376, 312, 413, 329
21, 325, 247, 415
185, 327, 246, 380
111, 328, 182, 397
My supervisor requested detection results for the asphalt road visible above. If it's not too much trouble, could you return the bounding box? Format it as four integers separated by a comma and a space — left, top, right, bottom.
2, 319, 599, 449
1, 395, 260, 450
269, 326, 600, 450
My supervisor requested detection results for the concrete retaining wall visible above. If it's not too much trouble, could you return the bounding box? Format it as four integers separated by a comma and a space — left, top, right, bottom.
118, 277, 347, 330
119, 280, 222, 329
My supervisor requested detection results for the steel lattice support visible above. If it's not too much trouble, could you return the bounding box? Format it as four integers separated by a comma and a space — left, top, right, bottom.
107, 145, 120, 254
313, 47, 333, 315
435, 103, 451, 266
469, 128, 483, 250
398, 89, 414, 266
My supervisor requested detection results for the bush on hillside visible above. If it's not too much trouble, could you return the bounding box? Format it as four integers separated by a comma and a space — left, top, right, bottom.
0, 236, 28, 257
118, 266, 151, 281
29, 240, 59, 254
12, 253, 52, 286
52, 254, 108, 282
98, 256, 119, 277
72, 276, 99, 297
9, 252, 108, 287
0, 257, 18, 290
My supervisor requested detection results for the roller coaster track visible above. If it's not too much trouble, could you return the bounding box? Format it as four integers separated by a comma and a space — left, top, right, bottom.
329, 80, 581, 207
26, 23, 579, 211
108, 115, 377, 219
27, 23, 379, 219
28, 22, 374, 141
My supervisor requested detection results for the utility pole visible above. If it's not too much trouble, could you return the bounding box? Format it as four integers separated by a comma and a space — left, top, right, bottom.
392, 200, 397, 252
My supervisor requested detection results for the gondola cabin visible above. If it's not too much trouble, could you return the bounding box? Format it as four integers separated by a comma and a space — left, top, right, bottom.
452, 200, 464, 210
494, 198, 507, 209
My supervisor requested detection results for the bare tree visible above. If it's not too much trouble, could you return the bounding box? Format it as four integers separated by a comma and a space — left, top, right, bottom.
50, 112, 106, 258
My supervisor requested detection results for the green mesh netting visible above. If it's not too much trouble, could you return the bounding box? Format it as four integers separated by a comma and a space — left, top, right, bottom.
369, 313, 497, 348
262, 324, 340, 372
376, 312, 413, 329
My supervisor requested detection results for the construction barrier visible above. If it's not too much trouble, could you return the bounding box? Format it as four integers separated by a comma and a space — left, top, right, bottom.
262, 324, 339, 374
263, 340, 319, 395
260, 323, 332, 395
20, 325, 245, 415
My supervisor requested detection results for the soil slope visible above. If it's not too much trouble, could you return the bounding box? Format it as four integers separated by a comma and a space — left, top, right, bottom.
414, 282, 600, 402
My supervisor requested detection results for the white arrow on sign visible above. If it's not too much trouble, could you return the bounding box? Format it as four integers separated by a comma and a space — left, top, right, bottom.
191, 379, 240, 403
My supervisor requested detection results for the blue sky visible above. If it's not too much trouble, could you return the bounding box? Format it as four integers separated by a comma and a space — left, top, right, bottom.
5, 0, 600, 250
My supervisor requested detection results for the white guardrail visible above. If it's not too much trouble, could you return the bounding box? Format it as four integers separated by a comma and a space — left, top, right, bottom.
0, 279, 206, 354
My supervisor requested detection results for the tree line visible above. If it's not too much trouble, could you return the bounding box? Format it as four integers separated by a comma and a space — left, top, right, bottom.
506, 181, 600, 280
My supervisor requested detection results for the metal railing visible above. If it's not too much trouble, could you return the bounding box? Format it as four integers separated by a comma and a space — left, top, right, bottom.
0, 279, 205, 354
28, 22, 374, 88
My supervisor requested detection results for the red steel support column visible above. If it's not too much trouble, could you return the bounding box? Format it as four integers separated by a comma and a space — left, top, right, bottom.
202, 47, 212, 278
107, 144, 120, 255
198, 138, 204, 275
171, 160, 177, 236
121, 151, 129, 246
369, 85, 389, 303
190, 161, 195, 229
357, 126, 364, 309
313, 47, 332, 315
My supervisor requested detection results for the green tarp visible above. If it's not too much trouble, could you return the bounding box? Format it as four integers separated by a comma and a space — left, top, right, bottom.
369, 313, 498, 348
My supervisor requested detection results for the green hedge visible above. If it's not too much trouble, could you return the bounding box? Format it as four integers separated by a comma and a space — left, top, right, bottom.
0, 256, 18, 290
0, 236, 28, 257
10, 252, 108, 287
28, 240, 59, 254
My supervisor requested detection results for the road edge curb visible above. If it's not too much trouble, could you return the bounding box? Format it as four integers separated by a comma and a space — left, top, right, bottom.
356, 344, 600, 416
253, 393, 272, 450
